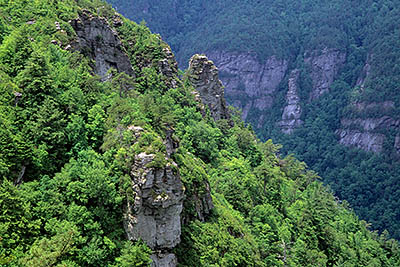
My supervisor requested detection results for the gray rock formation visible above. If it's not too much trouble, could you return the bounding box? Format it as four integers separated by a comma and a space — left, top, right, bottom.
71, 10, 134, 79
337, 53, 400, 154
337, 116, 400, 153
336, 130, 385, 153
123, 127, 184, 267
158, 46, 179, 89
304, 48, 346, 100
207, 51, 288, 122
203, 49, 345, 128
188, 54, 230, 121
150, 253, 177, 267
279, 69, 303, 134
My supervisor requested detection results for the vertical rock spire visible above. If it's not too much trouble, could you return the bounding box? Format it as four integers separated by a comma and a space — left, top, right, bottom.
188, 54, 230, 121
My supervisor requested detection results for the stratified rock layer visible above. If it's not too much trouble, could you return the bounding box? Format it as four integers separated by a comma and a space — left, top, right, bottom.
279, 69, 303, 134
71, 10, 134, 79
337, 106, 400, 153
188, 54, 230, 121
337, 54, 400, 154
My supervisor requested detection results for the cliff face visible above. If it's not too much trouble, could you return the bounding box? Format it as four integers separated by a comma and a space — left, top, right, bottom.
337, 55, 400, 154
207, 51, 288, 121
71, 10, 134, 79
123, 126, 184, 267
205, 47, 399, 154
304, 48, 346, 100
206, 49, 345, 132
337, 101, 400, 153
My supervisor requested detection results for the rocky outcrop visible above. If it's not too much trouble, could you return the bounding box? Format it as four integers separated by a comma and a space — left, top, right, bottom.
337, 53, 400, 154
71, 10, 134, 79
188, 54, 230, 121
337, 114, 400, 153
206, 51, 288, 121
158, 46, 179, 89
123, 127, 184, 267
279, 69, 303, 134
337, 130, 385, 153
304, 48, 346, 100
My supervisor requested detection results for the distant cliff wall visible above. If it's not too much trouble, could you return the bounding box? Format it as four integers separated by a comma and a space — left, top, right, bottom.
337, 55, 400, 154
207, 49, 345, 132
207, 51, 287, 124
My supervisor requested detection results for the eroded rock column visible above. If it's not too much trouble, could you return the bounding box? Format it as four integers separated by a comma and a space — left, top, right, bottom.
123, 127, 184, 267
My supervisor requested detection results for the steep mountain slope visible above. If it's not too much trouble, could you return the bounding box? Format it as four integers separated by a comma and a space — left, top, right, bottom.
1, 0, 400, 266
108, 0, 400, 240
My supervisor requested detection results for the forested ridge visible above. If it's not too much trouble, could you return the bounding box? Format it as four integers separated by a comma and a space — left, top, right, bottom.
108, 0, 400, 241
1, 0, 400, 266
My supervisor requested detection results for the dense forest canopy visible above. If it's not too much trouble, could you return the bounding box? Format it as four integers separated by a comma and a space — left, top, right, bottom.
108, 0, 400, 241
1, 0, 400, 266
107, 0, 389, 65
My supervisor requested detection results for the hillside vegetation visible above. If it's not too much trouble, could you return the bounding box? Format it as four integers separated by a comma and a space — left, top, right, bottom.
108, 0, 400, 240
1, 0, 400, 266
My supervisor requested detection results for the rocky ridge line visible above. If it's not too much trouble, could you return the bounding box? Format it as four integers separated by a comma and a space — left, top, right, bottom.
70, 11, 217, 267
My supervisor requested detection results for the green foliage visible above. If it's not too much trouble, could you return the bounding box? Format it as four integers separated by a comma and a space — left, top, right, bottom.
112, 241, 152, 267
0, 179, 41, 260
20, 220, 83, 267
110, 0, 370, 66
1, 1, 399, 266
111, 0, 400, 242
176, 193, 265, 267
